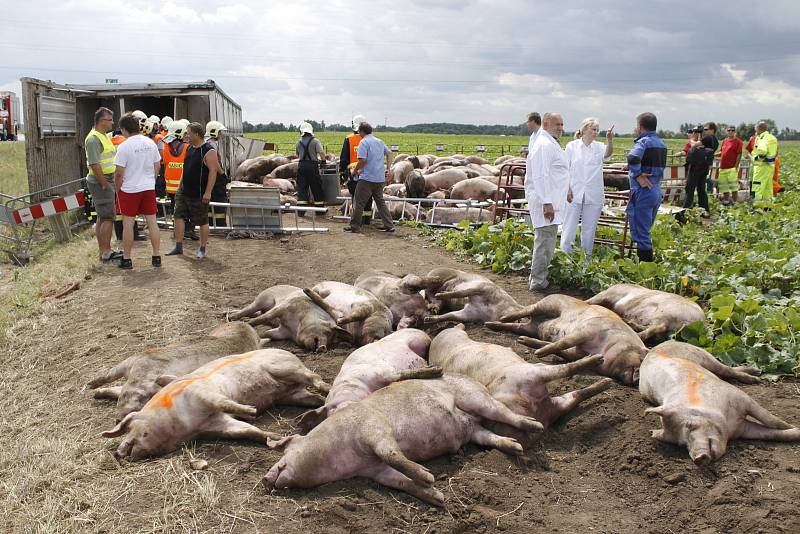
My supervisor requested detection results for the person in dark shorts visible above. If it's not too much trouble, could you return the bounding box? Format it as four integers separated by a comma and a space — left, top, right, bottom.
84, 107, 122, 262
165, 122, 222, 259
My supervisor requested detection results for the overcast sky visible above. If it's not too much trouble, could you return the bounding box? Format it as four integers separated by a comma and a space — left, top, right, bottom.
4, 0, 800, 131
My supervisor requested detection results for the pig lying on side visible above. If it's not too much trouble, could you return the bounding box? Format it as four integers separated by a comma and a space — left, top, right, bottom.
419, 268, 527, 324
306, 281, 393, 345
488, 294, 648, 384
264, 375, 544, 506
587, 283, 706, 342
426, 206, 493, 225
354, 270, 429, 328
299, 329, 440, 431
102, 349, 330, 461
639, 341, 797, 465
228, 284, 301, 322
249, 289, 353, 353
430, 325, 612, 445
88, 322, 260, 421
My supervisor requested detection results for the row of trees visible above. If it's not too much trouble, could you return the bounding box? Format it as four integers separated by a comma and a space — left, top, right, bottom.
242, 119, 800, 140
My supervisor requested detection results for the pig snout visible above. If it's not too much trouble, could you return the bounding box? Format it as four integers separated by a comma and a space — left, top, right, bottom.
688, 435, 725, 466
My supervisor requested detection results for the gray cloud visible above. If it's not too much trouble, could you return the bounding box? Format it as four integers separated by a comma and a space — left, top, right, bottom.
3, 0, 799, 130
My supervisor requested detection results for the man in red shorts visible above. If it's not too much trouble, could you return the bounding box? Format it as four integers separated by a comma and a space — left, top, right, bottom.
114, 113, 163, 270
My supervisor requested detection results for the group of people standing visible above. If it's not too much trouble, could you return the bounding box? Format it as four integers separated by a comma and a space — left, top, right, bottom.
84, 107, 228, 270
525, 111, 666, 292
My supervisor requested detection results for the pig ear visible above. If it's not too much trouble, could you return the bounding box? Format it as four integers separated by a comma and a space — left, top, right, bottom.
101, 411, 137, 438
155, 375, 178, 387
267, 434, 297, 451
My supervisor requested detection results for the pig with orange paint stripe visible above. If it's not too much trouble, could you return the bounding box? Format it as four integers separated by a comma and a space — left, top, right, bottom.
88, 321, 261, 421
640, 341, 800, 465
102, 349, 330, 461
488, 294, 648, 385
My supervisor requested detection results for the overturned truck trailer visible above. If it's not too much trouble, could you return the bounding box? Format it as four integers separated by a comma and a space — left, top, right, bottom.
20, 78, 264, 196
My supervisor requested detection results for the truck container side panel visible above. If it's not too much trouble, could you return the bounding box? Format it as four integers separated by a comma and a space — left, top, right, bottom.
21, 78, 83, 197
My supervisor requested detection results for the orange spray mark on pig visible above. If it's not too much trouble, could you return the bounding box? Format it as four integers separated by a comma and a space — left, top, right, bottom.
146, 352, 256, 410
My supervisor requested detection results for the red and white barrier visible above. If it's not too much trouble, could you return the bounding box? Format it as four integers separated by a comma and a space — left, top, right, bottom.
12, 191, 85, 224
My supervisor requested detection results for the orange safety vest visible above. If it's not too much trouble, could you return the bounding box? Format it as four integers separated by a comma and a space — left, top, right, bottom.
153, 132, 165, 146
347, 133, 362, 164
773, 155, 781, 194
162, 142, 188, 194
111, 134, 126, 146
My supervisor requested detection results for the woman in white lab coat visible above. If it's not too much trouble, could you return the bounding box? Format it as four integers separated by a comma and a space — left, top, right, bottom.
561, 118, 614, 260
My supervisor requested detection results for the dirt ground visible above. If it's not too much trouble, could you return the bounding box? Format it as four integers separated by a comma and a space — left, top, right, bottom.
1, 220, 799, 533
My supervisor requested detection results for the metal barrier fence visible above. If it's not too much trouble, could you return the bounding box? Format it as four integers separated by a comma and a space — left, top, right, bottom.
0, 178, 86, 265
155, 199, 329, 234
265, 143, 532, 159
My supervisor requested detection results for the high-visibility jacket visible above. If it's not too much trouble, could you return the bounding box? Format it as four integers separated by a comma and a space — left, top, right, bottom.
85, 129, 117, 176
347, 133, 362, 165
162, 141, 188, 195
751, 131, 778, 202
153, 132, 165, 147
111, 134, 126, 146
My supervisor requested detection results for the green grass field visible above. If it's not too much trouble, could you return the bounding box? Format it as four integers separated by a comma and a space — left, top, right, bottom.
246, 131, 798, 163
0, 142, 27, 197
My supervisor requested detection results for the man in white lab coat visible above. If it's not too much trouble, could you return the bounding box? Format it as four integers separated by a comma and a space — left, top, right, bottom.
525, 112, 569, 292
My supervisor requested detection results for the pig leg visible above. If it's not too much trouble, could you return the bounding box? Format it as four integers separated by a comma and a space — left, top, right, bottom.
261, 325, 292, 341
432, 287, 484, 300
337, 303, 373, 325
534, 354, 605, 382
485, 321, 538, 336
532, 332, 589, 357
87, 357, 133, 388
636, 322, 670, 342
746, 399, 794, 430
266, 362, 330, 394
281, 388, 325, 407
202, 414, 280, 442
197, 391, 258, 416
455, 387, 544, 433
93, 386, 122, 400
392, 366, 443, 381
739, 421, 800, 441
366, 434, 436, 487
499, 299, 563, 323
423, 306, 483, 324
670, 349, 762, 384
369, 465, 445, 507
249, 303, 287, 327
469, 426, 524, 456
518, 336, 576, 361
547, 378, 614, 422
228, 293, 275, 321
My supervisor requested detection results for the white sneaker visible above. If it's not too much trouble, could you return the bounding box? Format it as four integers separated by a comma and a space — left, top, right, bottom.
197, 249, 206, 259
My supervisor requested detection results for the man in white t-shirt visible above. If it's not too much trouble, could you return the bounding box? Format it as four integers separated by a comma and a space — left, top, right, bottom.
113, 113, 162, 270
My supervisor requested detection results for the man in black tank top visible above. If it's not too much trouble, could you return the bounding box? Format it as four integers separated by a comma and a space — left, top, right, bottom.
165, 122, 222, 259
295, 122, 326, 216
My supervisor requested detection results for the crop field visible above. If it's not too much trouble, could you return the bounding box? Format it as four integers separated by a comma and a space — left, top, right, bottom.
245, 131, 694, 162
0, 141, 27, 196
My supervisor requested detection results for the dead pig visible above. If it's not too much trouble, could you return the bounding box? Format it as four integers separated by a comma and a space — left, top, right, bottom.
419, 268, 527, 324
88, 321, 260, 420
264, 375, 543, 506
430, 325, 612, 445
102, 349, 330, 461
306, 281, 393, 345
354, 270, 429, 328
639, 341, 797, 465
299, 329, 440, 430
228, 284, 301, 322
586, 283, 706, 342
488, 294, 647, 384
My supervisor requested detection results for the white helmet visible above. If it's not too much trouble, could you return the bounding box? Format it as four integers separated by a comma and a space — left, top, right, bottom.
141, 118, 156, 136
132, 110, 148, 128
176, 119, 190, 129
351, 114, 367, 131
148, 115, 160, 126
299, 122, 314, 135
205, 120, 227, 139
160, 116, 173, 129
163, 120, 186, 143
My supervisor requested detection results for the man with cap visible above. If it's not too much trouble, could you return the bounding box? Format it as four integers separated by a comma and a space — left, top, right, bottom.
296, 122, 326, 215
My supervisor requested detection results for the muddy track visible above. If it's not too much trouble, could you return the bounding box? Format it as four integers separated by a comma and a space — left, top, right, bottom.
1, 223, 798, 533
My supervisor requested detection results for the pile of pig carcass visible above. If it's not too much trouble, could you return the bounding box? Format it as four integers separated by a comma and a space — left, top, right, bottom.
90, 274, 800, 506
383, 153, 527, 225
233, 151, 526, 226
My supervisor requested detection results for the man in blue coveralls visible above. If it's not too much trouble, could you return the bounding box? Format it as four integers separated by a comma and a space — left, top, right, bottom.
626, 112, 667, 262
